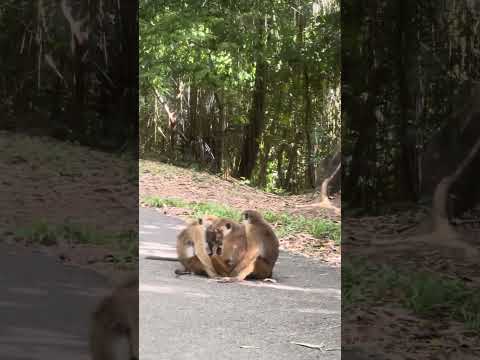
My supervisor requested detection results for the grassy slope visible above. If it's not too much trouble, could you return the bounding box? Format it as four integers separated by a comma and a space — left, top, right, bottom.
139, 160, 341, 264
0, 131, 138, 273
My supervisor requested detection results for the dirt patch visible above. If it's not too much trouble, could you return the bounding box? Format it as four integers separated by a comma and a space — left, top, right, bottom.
344, 304, 480, 359
343, 207, 480, 288
0, 131, 137, 281
343, 207, 480, 359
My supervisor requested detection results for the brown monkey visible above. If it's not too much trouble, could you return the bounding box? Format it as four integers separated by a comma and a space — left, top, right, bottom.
210, 219, 247, 276
217, 210, 279, 282
206, 222, 223, 256
89, 274, 139, 360
174, 215, 219, 277
145, 216, 220, 277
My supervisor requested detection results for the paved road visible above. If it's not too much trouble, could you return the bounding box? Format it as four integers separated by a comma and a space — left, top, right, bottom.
140, 207, 341, 360
0, 243, 111, 360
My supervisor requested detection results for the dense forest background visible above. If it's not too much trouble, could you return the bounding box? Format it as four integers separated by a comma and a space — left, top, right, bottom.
342, 2, 480, 356
343, 0, 480, 215
0, 0, 138, 153
140, 0, 341, 194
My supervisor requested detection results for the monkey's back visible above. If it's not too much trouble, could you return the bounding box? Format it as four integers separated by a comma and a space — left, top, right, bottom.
176, 225, 196, 260
222, 224, 248, 265
261, 222, 279, 265
247, 220, 279, 266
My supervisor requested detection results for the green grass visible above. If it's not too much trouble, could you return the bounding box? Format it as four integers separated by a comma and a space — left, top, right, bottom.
143, 197, 241, 219
142, 196, 341, 245
263, 211, 341, 245
15, 221, 138, 264
343, 260, 480, 331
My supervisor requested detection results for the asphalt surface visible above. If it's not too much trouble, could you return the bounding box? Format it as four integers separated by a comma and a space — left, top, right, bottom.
0, 243, 111, 360
139, 206, 341, 360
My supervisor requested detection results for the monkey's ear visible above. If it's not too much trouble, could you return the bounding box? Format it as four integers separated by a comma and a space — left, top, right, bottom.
225, 222, 232, 230
198, 218, 203, 225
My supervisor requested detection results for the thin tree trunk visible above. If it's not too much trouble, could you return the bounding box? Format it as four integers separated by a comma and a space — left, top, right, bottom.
286, 131, 302, 193
236, 17, 267, 179
258, 137, 272, 188
303, 68, 314, 188
276, 134, 287, 189
318, 162, 341, 202
213, 91, 224, 173
396, 0, 417, 201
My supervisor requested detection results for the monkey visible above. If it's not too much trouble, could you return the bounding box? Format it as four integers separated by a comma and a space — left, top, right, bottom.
206, 231, 222, 256
146, 215, 219, 278
174, 215, 219, 277
89, 274, 139, 360
216, 210, 279, 283
209, 219, 247, 276
206, 222, 223, 256
215, 219, 246, 267
209, 219, 240, 275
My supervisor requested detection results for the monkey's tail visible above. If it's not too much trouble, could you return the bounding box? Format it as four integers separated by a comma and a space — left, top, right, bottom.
145, 256, 179, 262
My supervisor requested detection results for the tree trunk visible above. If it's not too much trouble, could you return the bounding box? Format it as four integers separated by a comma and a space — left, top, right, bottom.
318, 162, 341, 202
343, 1, 380, 210
257, 136, 272, 188
396, 0, 417, 201
276, 132, 287, 189
213, 91, 224, 173
71, 36, 85, 140
303, 68, 315, 188
236, 18, 267, 179
285, 131, 303, 193
188, 85, 198, 145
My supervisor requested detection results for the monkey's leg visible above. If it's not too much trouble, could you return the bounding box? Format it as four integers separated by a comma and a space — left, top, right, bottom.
211, 255, 231, 276
217, 258, 257, 282
174, 258, 193, 276
178, 256, 208, 276
189, 256, 209, 276
232, 259, 256, 281
216, 247, 260, 282
174, 257, 206, 276
229, 249, 258, 276
193, 230, 218, 278
247, 258, 273, 280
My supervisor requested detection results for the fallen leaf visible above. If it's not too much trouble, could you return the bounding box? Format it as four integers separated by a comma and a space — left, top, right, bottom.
290, 342, 324, 350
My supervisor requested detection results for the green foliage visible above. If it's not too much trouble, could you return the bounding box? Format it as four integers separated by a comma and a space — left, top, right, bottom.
140, 0, 340, 194
310, 220, 341, 245
1, 1, 137, 151
190, 202, 241, 220
143, 197, 189, 208
15, 221, 138, 263
342, 1, 480, 209
343, 260, 480, 331
263, 211, 341, 244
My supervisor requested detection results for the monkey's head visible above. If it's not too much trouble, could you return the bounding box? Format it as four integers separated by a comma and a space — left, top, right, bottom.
213, 218, 235, 238
241, 210, 263, 224
198, 215, 219, 228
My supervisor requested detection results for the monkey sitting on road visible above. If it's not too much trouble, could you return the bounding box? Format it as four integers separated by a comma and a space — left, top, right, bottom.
216, 210, 279, 283
209, 218, 247, 276
145, 215, 220, 278
89, 274, 139, 360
